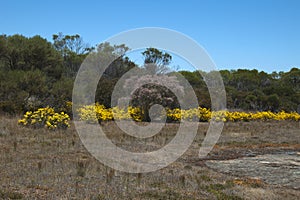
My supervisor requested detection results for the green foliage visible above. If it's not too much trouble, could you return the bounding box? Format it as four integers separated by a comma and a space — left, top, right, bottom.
142, 47, 172, 74
0, 69, 53, 113
52, 32, 93, 77
142, 47, 172, 66
180, 68, 300, 112
49, 77, 74, 115
0, 33, 299, 115
0, 33, 134, 114
0, 34, 63, 78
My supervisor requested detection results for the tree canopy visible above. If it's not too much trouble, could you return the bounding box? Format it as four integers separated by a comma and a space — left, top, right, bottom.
0, 33, 299, 115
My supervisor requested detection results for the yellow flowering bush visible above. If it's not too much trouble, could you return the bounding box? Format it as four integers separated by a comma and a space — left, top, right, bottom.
18, 107, 70, 129
19, 104, 299, 127
166, 108, 182, 121
211, 110, 227, 122
77, 104, 142, 123
166, 107, 213, 122
77, 103, 113, 123
112, 106, 142, 121
76, 104, 300, 123
59, 101, 73, 115
198, 107, 212, 122
218, 110, 300, 122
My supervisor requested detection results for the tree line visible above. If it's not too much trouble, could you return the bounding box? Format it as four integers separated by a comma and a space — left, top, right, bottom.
0, 33, 299, 116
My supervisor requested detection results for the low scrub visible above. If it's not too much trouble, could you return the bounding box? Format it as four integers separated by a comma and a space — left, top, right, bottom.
18, 107, 70, 129
77, 104, 300, 123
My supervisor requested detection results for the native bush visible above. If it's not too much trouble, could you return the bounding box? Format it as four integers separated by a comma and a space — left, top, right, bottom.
18, 107, 70, 129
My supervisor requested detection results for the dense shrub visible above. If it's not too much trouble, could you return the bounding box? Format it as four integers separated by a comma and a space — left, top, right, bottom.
18, 107, 70, 129
77, 103, 142, 123
77, 104, 300, 123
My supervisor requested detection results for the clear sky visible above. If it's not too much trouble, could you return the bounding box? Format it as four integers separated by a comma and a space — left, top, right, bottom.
1, 0, 299, 73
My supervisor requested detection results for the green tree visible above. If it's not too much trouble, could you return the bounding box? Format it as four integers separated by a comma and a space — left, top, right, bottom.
265, 94, 280, 111
0, 34, 63, 79
52, 33, 93, 77
142, 47, 172, 74
73, 42, 135, 107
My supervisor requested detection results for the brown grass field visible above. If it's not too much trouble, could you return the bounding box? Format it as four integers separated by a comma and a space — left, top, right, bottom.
0, 115, 299, 199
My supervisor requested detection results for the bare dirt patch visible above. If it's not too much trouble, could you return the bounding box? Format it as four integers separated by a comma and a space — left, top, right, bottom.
205, 153, 300, 189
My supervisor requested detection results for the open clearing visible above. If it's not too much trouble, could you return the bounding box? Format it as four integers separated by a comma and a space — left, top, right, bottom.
0, 116, 299, 199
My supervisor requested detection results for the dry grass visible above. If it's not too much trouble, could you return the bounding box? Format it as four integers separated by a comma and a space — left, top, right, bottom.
0, 115, 299, 199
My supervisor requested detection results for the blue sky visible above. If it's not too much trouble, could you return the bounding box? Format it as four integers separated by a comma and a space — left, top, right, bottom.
1, 0, 299, 73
